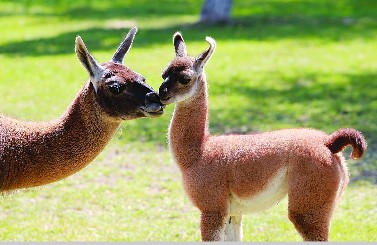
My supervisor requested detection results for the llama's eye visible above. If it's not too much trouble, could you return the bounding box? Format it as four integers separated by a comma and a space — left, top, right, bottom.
103, 72, 113, 79
180, 78, 191, 85
107, 81, 124, 94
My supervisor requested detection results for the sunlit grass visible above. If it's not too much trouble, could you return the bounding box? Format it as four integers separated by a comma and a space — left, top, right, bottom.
0, 0, 376, 241
0, 143, 375, 241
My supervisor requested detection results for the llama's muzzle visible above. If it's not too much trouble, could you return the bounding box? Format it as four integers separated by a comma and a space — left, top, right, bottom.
141, 92, 165, 117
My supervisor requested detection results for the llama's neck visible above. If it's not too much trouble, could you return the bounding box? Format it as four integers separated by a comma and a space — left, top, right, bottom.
0, 82, 120, 191
168, 74, 210, 170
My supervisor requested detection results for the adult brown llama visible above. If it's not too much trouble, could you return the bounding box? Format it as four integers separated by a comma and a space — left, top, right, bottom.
0, 27, 164, 192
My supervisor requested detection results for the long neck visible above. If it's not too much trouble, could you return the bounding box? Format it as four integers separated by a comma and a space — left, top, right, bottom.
168, 74, 210, 170
0, 82, 121, 191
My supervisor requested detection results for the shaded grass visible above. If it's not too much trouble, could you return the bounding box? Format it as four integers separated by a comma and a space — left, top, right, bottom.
0, 0, 376, 241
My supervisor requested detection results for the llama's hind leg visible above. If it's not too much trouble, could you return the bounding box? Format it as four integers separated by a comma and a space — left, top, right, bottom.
224, 215, 243, 241
200, 211, 228, 241
287, 159, 342, 241
288, 208, 332, 241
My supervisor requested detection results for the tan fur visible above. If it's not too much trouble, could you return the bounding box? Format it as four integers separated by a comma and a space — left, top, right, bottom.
0, 27, 164, 192
158, 33, 367, 241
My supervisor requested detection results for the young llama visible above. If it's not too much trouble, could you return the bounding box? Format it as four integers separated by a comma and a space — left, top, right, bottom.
0, 27, 164, 192
158, 32, 367, 241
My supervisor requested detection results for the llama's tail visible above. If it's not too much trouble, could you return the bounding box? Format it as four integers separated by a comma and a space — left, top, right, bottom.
325, 128, 367, 159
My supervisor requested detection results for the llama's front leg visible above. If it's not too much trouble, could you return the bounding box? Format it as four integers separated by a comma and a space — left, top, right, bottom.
200, 211, 227, 241
224, 215, 243, 241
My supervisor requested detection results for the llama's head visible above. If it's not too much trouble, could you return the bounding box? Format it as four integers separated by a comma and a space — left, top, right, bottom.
75, 27, 164, 120
159, 32, 216, 105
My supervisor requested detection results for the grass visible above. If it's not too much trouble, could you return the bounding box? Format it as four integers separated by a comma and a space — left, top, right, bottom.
0, 145, 376, 241
0, 0, 376, 241
0, 144, 200, 241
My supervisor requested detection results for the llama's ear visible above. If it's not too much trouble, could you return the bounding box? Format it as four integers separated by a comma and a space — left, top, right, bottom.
75, 36, 104, 92
173, 32, 187, 57
111, 27, 138, 64
194, 36, 216, 72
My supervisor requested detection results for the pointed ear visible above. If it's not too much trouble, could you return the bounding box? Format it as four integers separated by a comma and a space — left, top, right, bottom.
173, 32, 187, 57
111, 27, 138, 64
75, 36, 104, 92
194, 36, 216, 72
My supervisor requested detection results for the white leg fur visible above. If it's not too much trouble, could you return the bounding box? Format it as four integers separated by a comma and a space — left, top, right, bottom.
212, 224, 226, 241
224, 215, 243, 241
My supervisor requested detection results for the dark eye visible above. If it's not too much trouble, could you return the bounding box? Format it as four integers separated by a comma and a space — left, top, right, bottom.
180, 78, 191, 85
103, 72, 113, 79
107, 81, 124, 94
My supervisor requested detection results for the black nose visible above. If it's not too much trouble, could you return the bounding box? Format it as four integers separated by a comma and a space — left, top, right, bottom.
145, 92, 161, 104
159, 83, 168, 99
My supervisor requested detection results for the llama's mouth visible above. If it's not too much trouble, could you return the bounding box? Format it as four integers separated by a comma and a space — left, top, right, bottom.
140, 103, 165, 117
160, 96, 172, 105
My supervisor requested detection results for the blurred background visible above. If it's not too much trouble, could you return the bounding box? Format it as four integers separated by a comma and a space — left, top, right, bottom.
0, 0, 376, 241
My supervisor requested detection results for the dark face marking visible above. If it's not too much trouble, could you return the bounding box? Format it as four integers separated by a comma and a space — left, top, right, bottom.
76, 28, 164, 120
96, 63, 163, 120
158, 34, 216, 105
107, 80, 125, 94
159, 57, 197, 104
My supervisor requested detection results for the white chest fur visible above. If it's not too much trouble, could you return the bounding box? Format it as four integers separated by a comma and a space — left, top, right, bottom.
229, 167, 288, 216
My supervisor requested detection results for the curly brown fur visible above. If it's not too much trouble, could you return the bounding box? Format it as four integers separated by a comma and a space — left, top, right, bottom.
325, 128, 367, 159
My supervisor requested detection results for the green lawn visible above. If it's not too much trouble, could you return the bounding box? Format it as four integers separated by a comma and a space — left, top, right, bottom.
0, 0, 376, 241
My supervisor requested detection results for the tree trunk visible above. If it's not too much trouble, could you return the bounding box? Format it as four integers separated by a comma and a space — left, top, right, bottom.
199, 0, 233, 24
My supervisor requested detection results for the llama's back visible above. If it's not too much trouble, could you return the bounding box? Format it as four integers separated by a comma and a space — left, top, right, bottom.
202, 128, 332, 199
205, 128, 330, 166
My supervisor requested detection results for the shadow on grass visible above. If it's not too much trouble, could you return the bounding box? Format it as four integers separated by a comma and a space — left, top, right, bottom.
1, 0, 377, 56
0, 0, 201, 18
2, 0, 376, 20
215, 72, 375, 119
